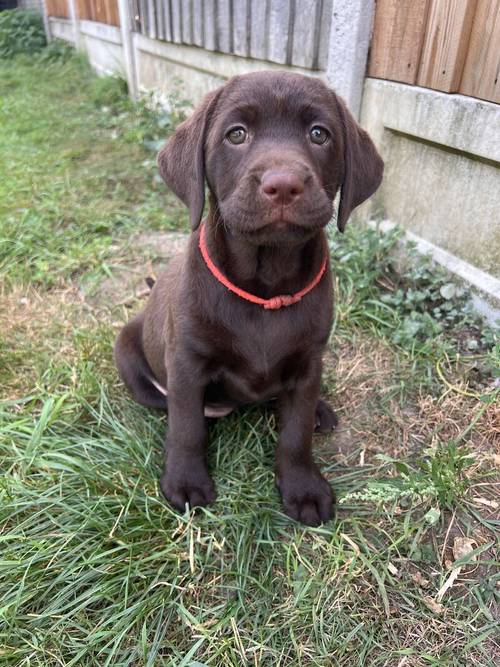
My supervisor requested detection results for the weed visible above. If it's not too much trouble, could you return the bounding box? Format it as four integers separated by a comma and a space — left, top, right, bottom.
0, 9, 46, 58
330, 223, 498, 385
38, 38, 75, 64
340, 441, 476, 511
89, 72, 129, 108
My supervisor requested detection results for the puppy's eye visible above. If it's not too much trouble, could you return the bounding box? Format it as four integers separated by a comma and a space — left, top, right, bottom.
310, 126, 329, 145
227, 126, 247, 145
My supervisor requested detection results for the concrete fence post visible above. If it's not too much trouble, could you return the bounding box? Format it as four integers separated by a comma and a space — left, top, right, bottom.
67, 0, 82, 49
325, 0, 376, 118
118, 0, 139, 98
40, 0, 51, 41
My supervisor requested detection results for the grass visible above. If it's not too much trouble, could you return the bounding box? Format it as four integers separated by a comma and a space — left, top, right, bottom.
0, 52, 499, 666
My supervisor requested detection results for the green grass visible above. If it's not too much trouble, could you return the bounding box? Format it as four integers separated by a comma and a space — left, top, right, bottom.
0, 53, 186, 290
0, 53, 499, 666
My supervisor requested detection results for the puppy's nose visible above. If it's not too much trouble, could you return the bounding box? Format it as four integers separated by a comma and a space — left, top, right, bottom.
260, 171, 304, 206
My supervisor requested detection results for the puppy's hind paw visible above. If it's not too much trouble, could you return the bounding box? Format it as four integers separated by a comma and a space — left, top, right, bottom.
314, 399, 338, 433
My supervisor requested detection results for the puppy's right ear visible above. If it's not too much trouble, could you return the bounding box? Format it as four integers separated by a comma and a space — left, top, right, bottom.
157, 88, 222, 230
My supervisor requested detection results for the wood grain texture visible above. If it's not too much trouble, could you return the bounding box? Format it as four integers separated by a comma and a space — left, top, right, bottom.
138, 0, 147, 33
147, 0, 157, 39
203, 0, 217, 50
181, 0, 192, 43
192, 0, 204, 46
46, 0, 70, 18
128, 0, 334, 68
460, 0, 500, 103
170, 0, 182, 43
368, 0, 429, 84
155, 0, 164, 40
249, 0, 268, 60
76, 0, 120, 26
216, 0, 233, 53
417, 0, 475, 92
317, 0, 333, 70
232, 0, 250, 56
291, 0, 320, 69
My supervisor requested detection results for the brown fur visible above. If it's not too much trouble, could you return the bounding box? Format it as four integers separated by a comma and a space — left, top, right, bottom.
114, 72, 383, 525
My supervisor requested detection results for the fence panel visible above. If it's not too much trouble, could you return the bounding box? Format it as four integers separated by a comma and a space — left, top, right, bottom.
460, 0, 500, 103
131, 0, 332, 71
416, 0, 475, 92
46, 0, 69, 18
76, 0, 120, 26
368, 0, 429, 85
368, 0, 500, 103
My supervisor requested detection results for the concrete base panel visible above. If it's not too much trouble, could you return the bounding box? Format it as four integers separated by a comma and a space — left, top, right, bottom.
79, 21, 124, 77
48, 17, 75, 44
361, 78, 500, 293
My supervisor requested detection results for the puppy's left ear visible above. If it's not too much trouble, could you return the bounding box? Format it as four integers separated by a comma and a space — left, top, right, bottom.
336, 97, 384, 232
157, 87, 222, 230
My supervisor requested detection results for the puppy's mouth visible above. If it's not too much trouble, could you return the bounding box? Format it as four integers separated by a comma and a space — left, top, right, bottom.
237, 219, 319, 246
216, 189, 334, 244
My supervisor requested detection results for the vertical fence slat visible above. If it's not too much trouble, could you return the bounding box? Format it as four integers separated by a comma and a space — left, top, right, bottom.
216, 0, 232, 52
417, 0, 475, 93
232, 0, 249, 56
170, 0, 182, 43
181, 0, 192, 43
192, 0, 204, 46
267, 0, 291, 64
460, 0, 500, 104
146, 0, 156, 38
46, 0, 70, 19
291, 0, 320, 68
317, 0, 333, 70
163, 0, 172, 41
156, 0, 165, 40
203, 0, 217, 50
130, 0, 139, 31
249, 0, 268, 60
137, 0, 147, 33
368, 0, 429, 85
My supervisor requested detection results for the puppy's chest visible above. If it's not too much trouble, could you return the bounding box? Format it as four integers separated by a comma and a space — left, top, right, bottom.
204, 314, 316, 402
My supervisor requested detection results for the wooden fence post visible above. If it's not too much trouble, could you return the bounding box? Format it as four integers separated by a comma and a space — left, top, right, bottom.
118, 0, 139, 98
67, 0, 82, 49
325, 0, 376, 118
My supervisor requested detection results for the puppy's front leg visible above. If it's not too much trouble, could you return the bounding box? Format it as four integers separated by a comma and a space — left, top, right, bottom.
275, 361, 334, 526
160, 356, 215, 510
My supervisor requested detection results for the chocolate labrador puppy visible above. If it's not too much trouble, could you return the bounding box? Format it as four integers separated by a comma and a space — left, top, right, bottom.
114, 71, 383, 525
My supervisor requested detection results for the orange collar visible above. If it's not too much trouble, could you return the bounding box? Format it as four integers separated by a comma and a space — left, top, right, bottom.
198, 222, 328, 310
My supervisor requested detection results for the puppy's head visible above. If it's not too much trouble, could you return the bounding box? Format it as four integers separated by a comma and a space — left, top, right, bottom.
158, 72, 383, 242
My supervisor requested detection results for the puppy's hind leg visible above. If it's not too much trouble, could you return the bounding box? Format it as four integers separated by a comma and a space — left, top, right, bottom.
315, 399, 338, 433
114, 314, 167, 411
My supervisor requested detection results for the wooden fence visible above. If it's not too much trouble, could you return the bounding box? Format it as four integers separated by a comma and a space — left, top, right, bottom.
45, 0, 119, 26
369, 0, 500, 104
131, 0, 333, 70
76, 0, 120, 26
45, 0, 69, 19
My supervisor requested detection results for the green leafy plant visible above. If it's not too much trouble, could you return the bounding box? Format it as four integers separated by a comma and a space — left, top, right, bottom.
330, 223, 498, 356
89, 73, 129, 109
38, 37, 75, 63
0, 10, 46, 58
340, 442, 475, 510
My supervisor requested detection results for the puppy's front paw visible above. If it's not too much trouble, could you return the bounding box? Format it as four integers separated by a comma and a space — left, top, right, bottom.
276, 464, 334, 526
160, 458, 216, 511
